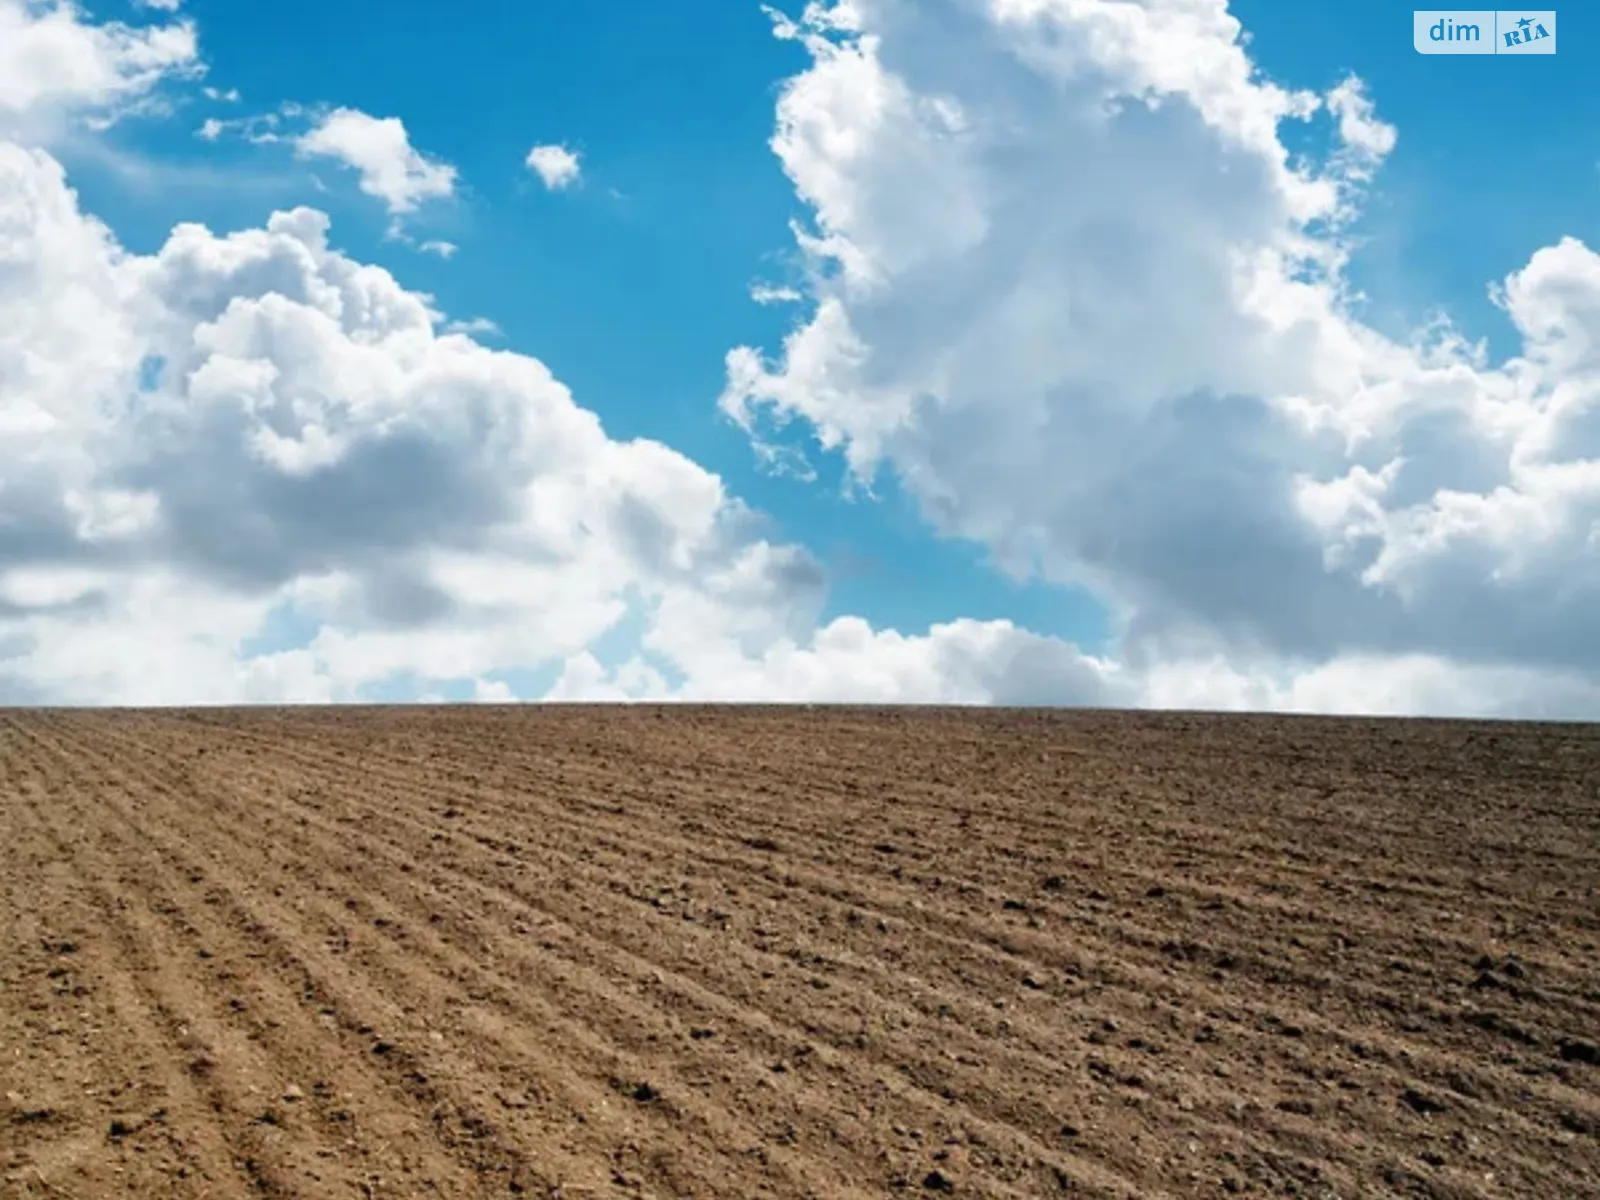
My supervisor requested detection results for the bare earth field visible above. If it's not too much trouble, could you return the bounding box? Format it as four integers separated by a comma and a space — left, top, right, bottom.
2, 708, 1598, 1199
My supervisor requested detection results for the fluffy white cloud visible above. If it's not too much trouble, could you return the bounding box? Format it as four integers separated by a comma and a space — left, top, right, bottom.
524, 143, 581, 190
295, 107, 456, 215
750, 282, 803, 305
722, 0, 1600, 714
549, 615, 1121, 704
0, 6, 1008, 709
0, 0, 197, 131
1324, 75, 1397, 174
0, 130, 1125, 709
0, 136, 819, 702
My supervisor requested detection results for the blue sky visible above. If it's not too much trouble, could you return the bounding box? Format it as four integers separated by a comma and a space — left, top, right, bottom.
78, 0, 1585, 645
5, 0, 1600, 713
69, 0, 1119, 650
1233, 2, 1599, 352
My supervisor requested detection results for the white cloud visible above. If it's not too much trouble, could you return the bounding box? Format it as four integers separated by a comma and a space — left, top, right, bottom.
525, 143, 581, 190
0, 0, 198, 134
471, 677, 514, 702
0, 124, 1118, 710
655, 614, 1120, 705
0, 126, 835, 705
720, 0, 1600, 716
419, 238, 457, 258
136, 0, 183, 10
1325, 75, 1397, 164
202, 84, 240, 102
295, 107, 456, 215
750, 282, 803, 305
445, 316, 503, 337
193, 110, 281, 145
1140, 653, 1600, 720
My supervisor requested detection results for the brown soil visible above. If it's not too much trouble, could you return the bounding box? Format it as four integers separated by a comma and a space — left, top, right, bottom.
1, 706, 1597, 1198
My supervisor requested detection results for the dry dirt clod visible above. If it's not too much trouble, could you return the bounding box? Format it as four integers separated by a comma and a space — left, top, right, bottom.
106, 1115, 144, 1140
1559, 1109, 1595, 1134
1558, 1039, 1600, 1065
1400, 1088, 1448, 1116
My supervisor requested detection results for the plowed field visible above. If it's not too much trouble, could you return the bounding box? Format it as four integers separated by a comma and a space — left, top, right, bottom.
2, 707, 1598, 1198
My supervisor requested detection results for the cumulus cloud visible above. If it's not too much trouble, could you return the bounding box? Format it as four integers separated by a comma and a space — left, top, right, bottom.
0, 4, 1001, 710
295, 107, 456, 215
0, 0, 198, 133
549, 616, 1121, 705
0, 138, 818, 703
0, 136, 1122, 711
3, 0, 1094, 708
525, 143, 581, 190
720, 0, 1600, 716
